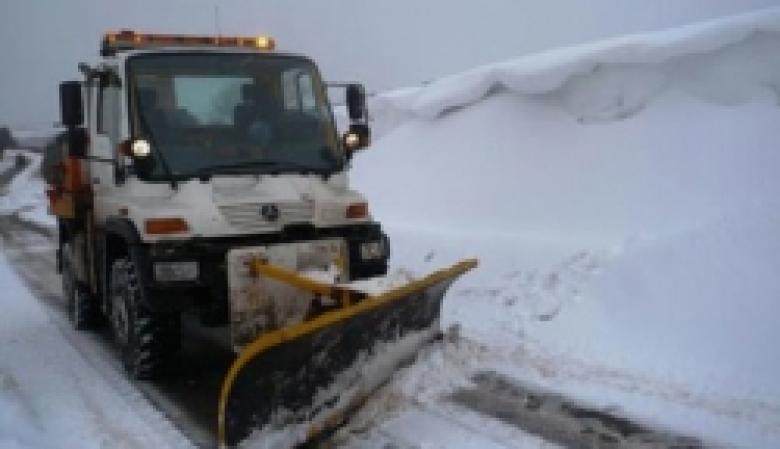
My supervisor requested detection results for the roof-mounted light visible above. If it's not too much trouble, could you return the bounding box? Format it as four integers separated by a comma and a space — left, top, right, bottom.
101, 30, 276, 56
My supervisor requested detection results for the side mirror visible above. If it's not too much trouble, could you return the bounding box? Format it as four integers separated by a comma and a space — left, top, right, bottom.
59, 81, 84, 128
66, 127, 88, 158
346, 84, 366, 121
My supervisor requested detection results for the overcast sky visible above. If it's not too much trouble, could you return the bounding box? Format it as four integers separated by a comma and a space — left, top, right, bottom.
0, 0, 776, 129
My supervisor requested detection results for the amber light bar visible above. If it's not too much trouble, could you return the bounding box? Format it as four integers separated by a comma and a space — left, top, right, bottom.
101, 30, 275, 56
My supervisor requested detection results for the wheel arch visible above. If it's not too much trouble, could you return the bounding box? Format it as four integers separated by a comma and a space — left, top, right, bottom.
100, 217, 149, 309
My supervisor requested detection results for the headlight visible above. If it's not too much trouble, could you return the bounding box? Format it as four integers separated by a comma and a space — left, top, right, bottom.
131, 139, 151, 157
154, 261, 198, 282
344, 132, 361, 149
360, 241, 385, 260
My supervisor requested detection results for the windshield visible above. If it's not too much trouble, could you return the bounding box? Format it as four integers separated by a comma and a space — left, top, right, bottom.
127, 53, 342, 179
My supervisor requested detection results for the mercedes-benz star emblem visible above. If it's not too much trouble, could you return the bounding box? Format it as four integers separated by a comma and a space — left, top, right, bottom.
260, 204, 280, 222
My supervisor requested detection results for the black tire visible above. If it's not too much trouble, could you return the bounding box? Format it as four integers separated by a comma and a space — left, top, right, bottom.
62, 242, 100, 330
109, 257, 180, 379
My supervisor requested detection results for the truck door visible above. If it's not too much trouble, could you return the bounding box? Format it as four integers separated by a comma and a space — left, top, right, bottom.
90, 71, 121, 222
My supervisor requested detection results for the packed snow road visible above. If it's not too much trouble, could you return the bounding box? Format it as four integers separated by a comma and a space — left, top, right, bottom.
0, 152, 710, 449
0, 197, 228, 448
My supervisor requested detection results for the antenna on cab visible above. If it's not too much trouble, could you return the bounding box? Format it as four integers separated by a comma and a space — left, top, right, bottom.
214, 5, 222, 38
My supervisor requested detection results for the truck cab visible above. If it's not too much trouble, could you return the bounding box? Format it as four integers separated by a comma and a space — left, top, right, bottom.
49, 31, 387, 378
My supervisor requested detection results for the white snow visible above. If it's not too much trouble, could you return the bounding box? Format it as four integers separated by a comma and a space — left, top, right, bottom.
0, 252, 190, 449
2, 7, 780, 449
345, 7, 780, 449
0, 150, 56, 229
0, 154, 188, 448
370, 7, 780, 128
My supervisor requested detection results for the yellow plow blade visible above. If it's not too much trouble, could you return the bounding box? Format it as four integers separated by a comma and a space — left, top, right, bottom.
218, 259, 477, 448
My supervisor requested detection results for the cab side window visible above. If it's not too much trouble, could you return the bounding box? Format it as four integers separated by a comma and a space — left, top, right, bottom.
97, 75, 120, 145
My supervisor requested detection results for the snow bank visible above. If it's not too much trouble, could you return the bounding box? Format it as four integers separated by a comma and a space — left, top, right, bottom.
357, 88, 780, 246
512, 209, 780, 448
371, 7, 780, 130
350, 7, 780, 449
10, 128, 60, 151
576, 208, 780, 393
0, 150, 56, 229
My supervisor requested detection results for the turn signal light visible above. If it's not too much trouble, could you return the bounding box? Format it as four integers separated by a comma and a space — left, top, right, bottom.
144, 217, 189, 235
346, 202, 368, 219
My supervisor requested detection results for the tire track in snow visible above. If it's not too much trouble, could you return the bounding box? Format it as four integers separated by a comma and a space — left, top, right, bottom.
330, 331, 711, 449
334, 396, 550, 449
514, 344, 780, 439
451, 371, 705, 449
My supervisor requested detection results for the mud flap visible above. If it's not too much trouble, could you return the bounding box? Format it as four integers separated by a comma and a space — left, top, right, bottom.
218, 259, 477, 448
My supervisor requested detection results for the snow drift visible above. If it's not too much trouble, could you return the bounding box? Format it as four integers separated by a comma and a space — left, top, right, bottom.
356, 6, 780, 244
371, 7, 780, 129
350, 7, 780, 449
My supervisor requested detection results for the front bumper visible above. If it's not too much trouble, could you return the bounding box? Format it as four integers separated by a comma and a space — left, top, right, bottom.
137, 223, 389, 309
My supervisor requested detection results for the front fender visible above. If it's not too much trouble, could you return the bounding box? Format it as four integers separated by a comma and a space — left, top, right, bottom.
100, 217, 156, 309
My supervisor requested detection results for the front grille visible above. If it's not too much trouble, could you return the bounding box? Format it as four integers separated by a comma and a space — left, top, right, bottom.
218, 202, 315, 232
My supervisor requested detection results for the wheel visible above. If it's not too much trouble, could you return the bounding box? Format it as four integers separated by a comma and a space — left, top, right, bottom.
109, 257, 180, 379
61, 242, 100, 330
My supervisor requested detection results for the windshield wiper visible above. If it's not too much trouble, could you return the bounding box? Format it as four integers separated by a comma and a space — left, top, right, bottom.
195, 160, 334, 178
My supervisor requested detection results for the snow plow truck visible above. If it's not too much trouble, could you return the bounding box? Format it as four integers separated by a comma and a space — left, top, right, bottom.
44, 30, 476, 447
